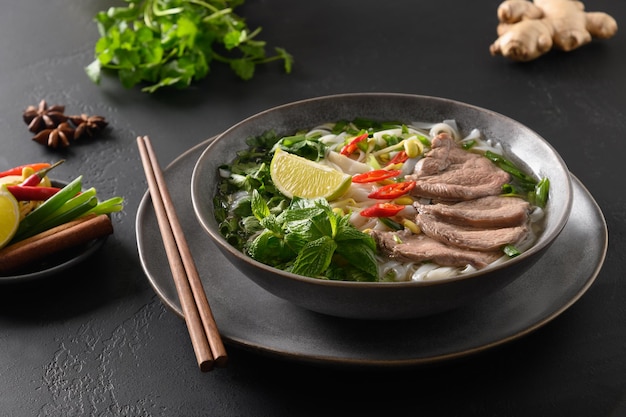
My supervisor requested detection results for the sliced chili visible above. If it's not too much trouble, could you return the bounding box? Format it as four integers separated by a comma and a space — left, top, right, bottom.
340, 133, 368, 156
386, 150, 408, 166
360, 202, 406, 217
0, 163, 50, 178
7, 185, 61, 201
352, 169, 401, 183
368, 181, 416, 199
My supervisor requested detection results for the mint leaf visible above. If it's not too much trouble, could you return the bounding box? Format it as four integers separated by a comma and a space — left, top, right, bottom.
247, 230, 295, 266
335, 241, 378, 279
259, 214, 281, 235
291, 236, 337, 277
335, 216, 377, 249
251, 189, 270, 220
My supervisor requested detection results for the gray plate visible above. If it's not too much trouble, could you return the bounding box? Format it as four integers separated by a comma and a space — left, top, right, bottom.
136, 138, 607, 368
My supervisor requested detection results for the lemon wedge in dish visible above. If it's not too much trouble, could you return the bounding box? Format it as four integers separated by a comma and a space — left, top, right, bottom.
0, 185, 20, 249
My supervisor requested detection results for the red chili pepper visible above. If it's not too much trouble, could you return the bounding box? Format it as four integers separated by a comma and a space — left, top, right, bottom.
19, 160, 65, 187
340, 133, 368, 156
386, 150, 408, 166
7, 185, 61, 201
352, 169, 401, 183
360, 202, 406, 217
0, 162, 51, 178
368, 181, 416, 199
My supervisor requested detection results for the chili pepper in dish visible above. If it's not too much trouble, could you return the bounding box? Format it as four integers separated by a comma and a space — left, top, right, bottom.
6, 185, 61, 201
368, 181, 416, 199
18, 160, 64, 187
352, 169, 401, 183
340, 133, 368, 156
0, 162, 51, 178
386, 150, 409, 166
360, 202, 406, 217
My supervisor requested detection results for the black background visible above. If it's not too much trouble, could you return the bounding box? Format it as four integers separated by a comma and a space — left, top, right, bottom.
1, 1, 625, 415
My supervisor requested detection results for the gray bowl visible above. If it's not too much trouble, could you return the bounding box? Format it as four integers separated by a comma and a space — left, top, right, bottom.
191, 93, 572, 320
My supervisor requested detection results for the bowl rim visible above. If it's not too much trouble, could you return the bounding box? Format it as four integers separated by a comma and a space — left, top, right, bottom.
191, 92, 573, 289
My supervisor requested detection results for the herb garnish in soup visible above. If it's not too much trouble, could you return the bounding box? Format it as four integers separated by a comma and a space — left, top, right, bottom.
213, 119, 549, 282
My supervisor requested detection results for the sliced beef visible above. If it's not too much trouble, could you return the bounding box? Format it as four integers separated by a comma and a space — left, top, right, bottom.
407, 133, 510, 201
415, 212, 529, 251
370, 134, 535, 272
415, 196, 530, 228
371, 230, 502, 269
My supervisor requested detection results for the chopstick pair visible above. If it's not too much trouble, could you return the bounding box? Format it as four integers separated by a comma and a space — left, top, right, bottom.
137, 135, 227, 372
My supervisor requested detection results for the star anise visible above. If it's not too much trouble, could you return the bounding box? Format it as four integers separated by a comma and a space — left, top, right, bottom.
32, 122, 75, 149
23, 99, 68, 133
68, 114, 108, 139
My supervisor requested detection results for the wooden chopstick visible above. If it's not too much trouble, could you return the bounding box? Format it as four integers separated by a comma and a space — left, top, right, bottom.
137, 135, 227, 372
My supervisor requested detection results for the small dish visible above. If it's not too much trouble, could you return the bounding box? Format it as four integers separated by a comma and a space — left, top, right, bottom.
0, 180, 109, 284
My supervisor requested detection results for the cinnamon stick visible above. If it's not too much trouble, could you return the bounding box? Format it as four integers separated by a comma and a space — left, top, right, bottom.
0, 214, 113, 274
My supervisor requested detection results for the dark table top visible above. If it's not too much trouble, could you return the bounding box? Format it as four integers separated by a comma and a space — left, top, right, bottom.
1, 0, 625, 415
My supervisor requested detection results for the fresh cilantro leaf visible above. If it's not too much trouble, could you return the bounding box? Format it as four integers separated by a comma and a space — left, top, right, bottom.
275, 134, 327, 161
87, 0, 293, 92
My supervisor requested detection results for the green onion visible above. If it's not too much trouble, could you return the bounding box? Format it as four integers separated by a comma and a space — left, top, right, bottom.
10, 175, 125, 244
379, 217, 404, 231
84, 197, 125, 216
14, 176, 83, 238
416, 135, 431, 147
503, 245, 522, 258
533, 177, 550, 208
462, 139, 476, 150
14, 188, 98, 241
485, 151, 537, 187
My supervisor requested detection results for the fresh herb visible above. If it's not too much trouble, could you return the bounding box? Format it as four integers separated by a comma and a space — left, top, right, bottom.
485, 150, 550, 208
214, 129, 379, 281
274, 133, 328, 161
503, 244, 521, 258
378, 217, 404, 231
86, 0, 294, 93
214, 131, 285, 248
485, 150, 537, 190
531, 177, 550, 208
247, 192, 379, 281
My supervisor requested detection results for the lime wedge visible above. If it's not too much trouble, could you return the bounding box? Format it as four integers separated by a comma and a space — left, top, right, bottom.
270, 149, 352, 200
0, 185, 20, 249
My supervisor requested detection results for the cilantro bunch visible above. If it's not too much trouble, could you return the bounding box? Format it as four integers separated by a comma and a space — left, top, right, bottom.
86, 0, 293, 93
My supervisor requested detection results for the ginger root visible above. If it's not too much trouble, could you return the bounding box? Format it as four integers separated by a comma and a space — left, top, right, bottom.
489, 0, 618, 62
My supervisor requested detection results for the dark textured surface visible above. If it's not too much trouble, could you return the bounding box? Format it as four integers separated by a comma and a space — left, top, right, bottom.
1, 0, 625, 416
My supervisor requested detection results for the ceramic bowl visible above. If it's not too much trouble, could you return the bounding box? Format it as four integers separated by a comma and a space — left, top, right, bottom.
191, 93, 572, 320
